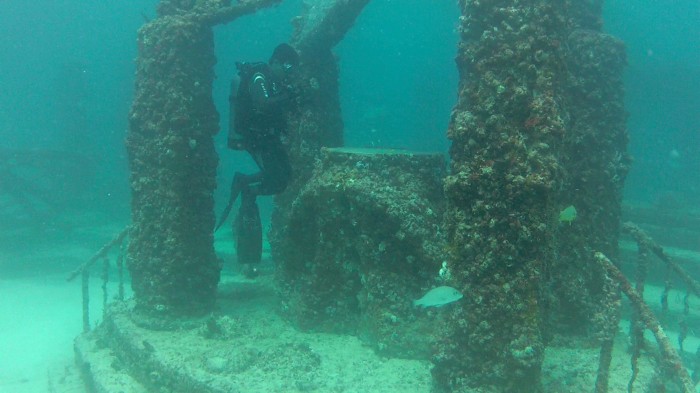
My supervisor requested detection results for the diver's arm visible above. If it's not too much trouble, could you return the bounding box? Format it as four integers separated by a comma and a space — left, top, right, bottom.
249, 72, 288, 111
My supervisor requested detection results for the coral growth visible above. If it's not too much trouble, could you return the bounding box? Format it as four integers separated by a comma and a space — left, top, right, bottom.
276, 148, 446, 358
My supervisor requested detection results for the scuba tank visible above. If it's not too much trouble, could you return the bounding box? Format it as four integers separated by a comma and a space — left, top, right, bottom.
227, 61, 268, 150
227, 64, 243, 150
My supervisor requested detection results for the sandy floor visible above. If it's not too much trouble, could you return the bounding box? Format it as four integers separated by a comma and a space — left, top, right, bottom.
2, 273, 697, 393
0, 213, 127, 393
0, 275, 91, 393
0, 217, 697, 393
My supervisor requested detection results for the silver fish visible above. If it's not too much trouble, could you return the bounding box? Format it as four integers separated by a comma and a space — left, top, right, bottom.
413, 286, 463, 308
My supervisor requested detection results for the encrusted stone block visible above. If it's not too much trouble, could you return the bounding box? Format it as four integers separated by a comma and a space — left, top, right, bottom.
276, 147, 446, 357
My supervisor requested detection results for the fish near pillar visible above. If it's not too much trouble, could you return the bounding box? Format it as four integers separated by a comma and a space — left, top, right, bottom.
548, 28, 630, 338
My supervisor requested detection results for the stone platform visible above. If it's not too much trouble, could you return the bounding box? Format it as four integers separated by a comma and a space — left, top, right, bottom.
73, 271, 668, 393
74, 274, 433, 393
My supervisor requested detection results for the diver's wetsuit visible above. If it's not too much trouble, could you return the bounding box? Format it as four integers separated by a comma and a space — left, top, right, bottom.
220, 61, 293, 267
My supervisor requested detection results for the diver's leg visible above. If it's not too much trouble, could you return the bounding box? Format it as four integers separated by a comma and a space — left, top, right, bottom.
256, 141, 292, 196
231, 142, 287, 276
215, 171, 261, 231
234, 190, 262, 277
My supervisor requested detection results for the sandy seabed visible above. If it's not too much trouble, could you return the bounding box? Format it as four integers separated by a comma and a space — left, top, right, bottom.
3, 273, 697, 393
0, 220, 697, 393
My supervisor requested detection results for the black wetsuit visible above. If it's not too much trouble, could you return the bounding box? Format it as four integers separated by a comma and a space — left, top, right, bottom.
222, 62, 293, 266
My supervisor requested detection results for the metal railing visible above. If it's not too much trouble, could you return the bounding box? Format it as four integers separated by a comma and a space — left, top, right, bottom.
594, 222, 699, 393
66, 226, 130, 333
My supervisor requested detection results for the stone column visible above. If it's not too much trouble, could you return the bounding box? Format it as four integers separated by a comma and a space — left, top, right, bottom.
126, 16, 220, 315
548, 13, 630, 338
125, 0, 282, 315
436, 1, 629, 390
436, 1, 571, 390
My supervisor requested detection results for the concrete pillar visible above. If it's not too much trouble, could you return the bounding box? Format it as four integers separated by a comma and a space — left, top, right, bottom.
548, 25, 630, 338
436, 1, 571, 390
125, 0, 283, 315
126, 15, 220, 315
436, 1, 629, 390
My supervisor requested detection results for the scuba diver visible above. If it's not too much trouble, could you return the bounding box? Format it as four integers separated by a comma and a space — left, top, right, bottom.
216, 43, 299, 278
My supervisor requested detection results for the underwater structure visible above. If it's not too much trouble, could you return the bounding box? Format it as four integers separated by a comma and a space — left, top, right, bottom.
276, 147, 447, 358
268, 0, 452, 361
549, 12, 630, 338
434, 1, 629, 391
269, 0, 370, 255
125, 0, 282, 315
72, 1, 700, 392
125, 0, 369, 317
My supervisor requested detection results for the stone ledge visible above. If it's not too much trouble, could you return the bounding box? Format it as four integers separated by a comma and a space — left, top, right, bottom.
75, 276, 433, 393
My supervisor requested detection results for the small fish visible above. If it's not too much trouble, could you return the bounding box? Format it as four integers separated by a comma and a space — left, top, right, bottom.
413, 286, 463, 308
559, 205, 577, 225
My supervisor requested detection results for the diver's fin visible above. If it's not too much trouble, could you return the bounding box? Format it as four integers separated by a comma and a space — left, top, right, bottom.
215, 175, 243, 232
236, 197, 262, 265
214, 202, 234, 232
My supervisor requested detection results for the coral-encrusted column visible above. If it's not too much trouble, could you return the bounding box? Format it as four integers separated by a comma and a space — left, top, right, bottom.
126, 16, 220, 315
125, 0, 282, 316
549, 12, 630, 337
436, 1, 570, 391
